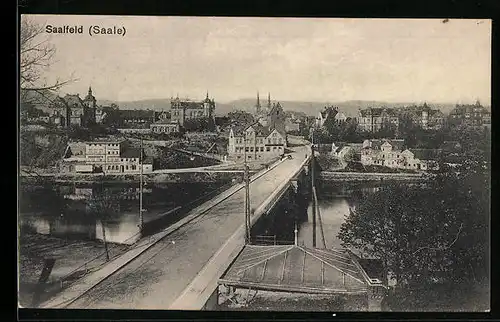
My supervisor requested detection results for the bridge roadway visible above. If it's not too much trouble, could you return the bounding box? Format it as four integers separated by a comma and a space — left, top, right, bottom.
66, 145, 310, 309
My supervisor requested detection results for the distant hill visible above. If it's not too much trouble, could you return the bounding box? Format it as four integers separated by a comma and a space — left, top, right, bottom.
98, 99, 172, 111
97, 98, 477, 117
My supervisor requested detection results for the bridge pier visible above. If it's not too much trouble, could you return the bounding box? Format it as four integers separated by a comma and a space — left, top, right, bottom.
250, 167, 311, 244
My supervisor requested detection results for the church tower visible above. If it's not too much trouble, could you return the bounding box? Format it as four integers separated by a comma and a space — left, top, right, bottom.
255, 92, 261, 115
267, 92, 271, 111
83, 86, 97, 125
84, 86, 96, 108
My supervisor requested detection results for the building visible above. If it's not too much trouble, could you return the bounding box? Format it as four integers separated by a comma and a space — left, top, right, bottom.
48, 87, 97, 127
117, 128, 151, 134
448, 101, 491, 128
331, 143, 355, 163
315, 106, 338, 128
361, 138, 439, 171
398, 103, 445, 130
118, 109, 156, 127
267, 102, 287, 135
335, 111, 348, 123
285, 118, 300, 133
400, 149, 440, 171
361, 139, 406, 167
357, 107, 399, 132
61, 139, 153, 174
416, 104, 445, 129
170, 92, 216, 127
254, 92, 272, 119
227, 122, 286, 161
154, 111, 170, 122
150, 120, 181, 134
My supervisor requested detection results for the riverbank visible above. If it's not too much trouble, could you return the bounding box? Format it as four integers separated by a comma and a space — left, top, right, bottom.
217, 290, 367, 311
18, 233, 130, 307
20, 171, 240, 184
320, 171, 433, 182
20, 157, 278, 184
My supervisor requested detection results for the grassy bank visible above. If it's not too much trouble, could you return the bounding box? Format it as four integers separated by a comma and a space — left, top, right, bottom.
18, 233, 129, 307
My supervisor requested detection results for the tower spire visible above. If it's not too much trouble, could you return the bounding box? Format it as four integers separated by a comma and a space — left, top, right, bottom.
257, 91, 260, 107
88, 86, 92, 95
267, 92, 271, 109
206, 91, 209, 100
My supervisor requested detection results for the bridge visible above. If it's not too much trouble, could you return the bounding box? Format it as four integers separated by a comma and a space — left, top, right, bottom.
39, 143, 312, 310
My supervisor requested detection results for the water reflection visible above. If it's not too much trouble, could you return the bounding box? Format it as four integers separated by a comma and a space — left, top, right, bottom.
297, 182, 414, 249
19, 181, 228, 244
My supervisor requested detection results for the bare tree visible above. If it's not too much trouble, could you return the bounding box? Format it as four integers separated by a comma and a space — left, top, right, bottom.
20, 16, 76, 106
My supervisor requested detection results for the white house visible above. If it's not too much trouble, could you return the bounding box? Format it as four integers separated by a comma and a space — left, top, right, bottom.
228, 122, 286, 161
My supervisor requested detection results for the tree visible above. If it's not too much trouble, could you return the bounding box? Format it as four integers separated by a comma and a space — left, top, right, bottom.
20, 16, 76, 105
342, 147, 359, 163
86, 185, 120, 261
338, 162, 489, 309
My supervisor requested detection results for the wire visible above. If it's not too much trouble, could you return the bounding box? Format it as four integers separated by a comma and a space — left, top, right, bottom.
58, 158, 288, 307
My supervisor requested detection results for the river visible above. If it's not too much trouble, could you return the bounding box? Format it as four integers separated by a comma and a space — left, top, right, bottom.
297, 180, 411, 249
19, 180, 231, 244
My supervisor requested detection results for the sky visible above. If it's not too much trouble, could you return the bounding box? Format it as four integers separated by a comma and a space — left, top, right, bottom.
22, 15, 491, 105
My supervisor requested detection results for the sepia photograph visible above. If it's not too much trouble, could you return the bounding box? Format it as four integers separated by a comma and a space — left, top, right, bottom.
18, 15, 491, 312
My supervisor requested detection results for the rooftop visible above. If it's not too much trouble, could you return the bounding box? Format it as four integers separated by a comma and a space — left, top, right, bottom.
63, 94, 85, 108
408, 148, 442, 160
365, 139, 405, 151
359, 107, 398, 118
119, 109, 156, 119
219, 245, 379, 295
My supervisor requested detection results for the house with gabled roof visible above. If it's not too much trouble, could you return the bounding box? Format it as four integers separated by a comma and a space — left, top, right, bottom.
360, 138, 440, 171
357, 107, 399, 133
400, 148, 441, 171
315, 106, 338, 128
361, 139, 406, 167
45, 87, 98, 127
228, 122, 286, 161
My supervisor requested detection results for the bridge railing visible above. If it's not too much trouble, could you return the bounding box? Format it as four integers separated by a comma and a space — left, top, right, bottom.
253, 235, 294, 246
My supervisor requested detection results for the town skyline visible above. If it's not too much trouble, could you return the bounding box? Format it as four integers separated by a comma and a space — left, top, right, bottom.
25, 15, 491, 106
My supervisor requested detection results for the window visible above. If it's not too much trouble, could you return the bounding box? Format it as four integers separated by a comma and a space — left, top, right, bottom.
266, 147, 270, 152
273, 147, 277, 150
250, 147, 254, 152
245, 147, 249, 152
278, 138, 282, 144
260, 147, 264, 152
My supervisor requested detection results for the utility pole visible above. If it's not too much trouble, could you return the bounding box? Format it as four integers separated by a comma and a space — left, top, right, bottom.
139, 138, 144, 232
311, 130, 316, 248
243, 132, 249, 244
245, 162, 251, 244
